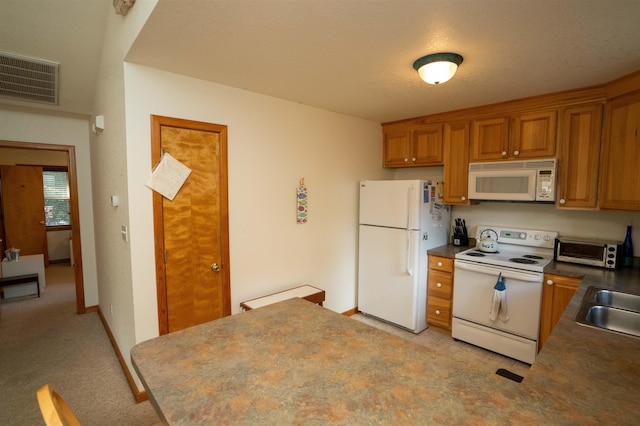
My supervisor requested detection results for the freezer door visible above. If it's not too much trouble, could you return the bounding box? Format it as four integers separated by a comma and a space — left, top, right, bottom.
359, 180, 423, 229
357, 225, 422, 331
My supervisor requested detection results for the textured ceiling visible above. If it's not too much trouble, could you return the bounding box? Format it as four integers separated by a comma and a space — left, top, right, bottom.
2, 0, 640, 123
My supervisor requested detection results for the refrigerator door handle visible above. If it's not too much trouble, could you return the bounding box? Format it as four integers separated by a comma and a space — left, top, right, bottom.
407, 184, 414, 229
406, 231, 414, 276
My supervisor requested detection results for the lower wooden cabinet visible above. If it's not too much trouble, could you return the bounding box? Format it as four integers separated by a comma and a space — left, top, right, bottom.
538, 273, 582, 351
426, 255, 454, 329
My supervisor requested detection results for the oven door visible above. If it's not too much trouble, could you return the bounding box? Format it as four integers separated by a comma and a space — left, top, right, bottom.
452, 259, 543, 340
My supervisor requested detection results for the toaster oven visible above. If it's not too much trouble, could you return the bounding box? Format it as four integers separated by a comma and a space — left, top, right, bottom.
554, 237, 622, 269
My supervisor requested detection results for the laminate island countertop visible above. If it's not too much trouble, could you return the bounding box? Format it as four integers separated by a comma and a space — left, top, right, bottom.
133, 293, 639, 424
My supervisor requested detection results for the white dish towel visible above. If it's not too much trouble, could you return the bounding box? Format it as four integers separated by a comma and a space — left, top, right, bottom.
489, 273, 509, 322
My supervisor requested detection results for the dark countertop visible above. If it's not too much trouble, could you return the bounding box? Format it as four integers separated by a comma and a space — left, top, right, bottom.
428, 244, 640, 424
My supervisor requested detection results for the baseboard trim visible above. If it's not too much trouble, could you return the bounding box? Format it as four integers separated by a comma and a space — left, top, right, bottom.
96, 307, 149, 403
342, 307, 358, 316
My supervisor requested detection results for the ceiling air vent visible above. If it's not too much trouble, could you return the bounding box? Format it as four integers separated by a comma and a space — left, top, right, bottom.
0, 51, 59, 105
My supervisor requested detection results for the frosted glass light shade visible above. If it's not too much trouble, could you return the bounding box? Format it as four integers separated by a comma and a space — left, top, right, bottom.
413, 52, 463, 85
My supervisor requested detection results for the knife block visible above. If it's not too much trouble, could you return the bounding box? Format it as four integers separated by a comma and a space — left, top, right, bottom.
453, 233, 469, 247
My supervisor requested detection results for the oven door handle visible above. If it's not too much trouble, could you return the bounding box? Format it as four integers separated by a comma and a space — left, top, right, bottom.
454, 260, 541, 282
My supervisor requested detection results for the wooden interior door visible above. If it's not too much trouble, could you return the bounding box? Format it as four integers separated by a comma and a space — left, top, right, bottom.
1, 165, 48, 262
151, 115, 230, 334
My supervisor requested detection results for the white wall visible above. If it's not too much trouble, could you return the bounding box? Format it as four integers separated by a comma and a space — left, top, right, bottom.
47, 230, 71, 261
453, 203, 640, 249
0, 107, 99, 305
90, 0, 158, 393
393, 165, 640, 249
123, 63, 390, 346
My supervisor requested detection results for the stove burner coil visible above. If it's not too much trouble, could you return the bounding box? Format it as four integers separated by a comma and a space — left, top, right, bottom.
509, 257, 539, 264
522, 254, 544, 260
466, 252, 486, 257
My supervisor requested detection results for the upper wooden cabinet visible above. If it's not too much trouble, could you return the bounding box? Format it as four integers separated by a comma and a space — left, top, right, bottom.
556, 104, 603, 209
599, 90, 640, 211
470, 110, 557, 162
383, 124, 443, 167
443, 122, 470, 205
470, 116, 510, 161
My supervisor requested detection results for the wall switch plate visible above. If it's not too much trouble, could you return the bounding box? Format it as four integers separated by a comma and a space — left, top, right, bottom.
121, 225, 128, 242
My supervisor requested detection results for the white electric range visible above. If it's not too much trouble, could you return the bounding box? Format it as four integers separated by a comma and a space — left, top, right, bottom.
452, 225, 558, 364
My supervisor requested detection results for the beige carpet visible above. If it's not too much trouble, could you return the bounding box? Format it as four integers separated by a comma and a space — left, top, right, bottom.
0, 264, 161, 425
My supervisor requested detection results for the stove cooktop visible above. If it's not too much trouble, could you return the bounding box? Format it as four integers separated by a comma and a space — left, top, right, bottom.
454, 225, 558, 273
455, 248, 553, 272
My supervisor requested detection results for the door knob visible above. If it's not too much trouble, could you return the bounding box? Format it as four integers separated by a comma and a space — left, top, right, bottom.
210, 263, 221, 272
39, 221, 45, 225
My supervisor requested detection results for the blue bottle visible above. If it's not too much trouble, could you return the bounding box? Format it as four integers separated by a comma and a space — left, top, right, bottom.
622, 225, 633, 267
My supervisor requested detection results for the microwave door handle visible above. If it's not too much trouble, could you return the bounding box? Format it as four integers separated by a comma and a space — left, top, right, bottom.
454, 260, 541, 282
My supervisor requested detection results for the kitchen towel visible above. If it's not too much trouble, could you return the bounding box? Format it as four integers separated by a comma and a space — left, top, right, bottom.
489, 273, 509, 322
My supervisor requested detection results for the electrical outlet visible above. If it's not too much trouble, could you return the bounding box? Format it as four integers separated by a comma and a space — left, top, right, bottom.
110, 304, 113, 316
121, 225, 128, 242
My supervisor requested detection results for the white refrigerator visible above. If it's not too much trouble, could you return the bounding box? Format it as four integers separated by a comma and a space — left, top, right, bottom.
357, 179, 450, 333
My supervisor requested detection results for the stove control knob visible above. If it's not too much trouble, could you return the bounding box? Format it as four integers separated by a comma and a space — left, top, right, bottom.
543, 234, 551, 241
534, 234, 541, 240
519, 233, 526, 239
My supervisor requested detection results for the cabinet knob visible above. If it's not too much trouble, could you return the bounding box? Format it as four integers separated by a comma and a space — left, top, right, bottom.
461, 196, 466, 201
404, 158, 409, 162
547, 279, 554, 286
436, 282, 442, 288
437, 261, 443, 267
559, 199, 566, 204
501, 151, 507, 157
513, 150, 520, 156
435, 309, 441, 315
412, 157, 416, 162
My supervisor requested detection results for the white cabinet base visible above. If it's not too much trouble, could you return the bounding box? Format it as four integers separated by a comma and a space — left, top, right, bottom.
1, 254, 46, 299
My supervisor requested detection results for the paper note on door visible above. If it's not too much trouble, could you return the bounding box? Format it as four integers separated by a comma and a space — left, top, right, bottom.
145, 152, 192, 200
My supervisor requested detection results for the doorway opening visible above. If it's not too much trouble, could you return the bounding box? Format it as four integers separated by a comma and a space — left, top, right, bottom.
0, 140, 85, 314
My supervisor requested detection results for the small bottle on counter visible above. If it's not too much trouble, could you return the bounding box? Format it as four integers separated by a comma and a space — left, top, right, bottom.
622, 225, 634, 267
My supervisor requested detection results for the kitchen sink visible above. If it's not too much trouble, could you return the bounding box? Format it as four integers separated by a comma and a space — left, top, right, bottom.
576, 287, 640, 339
592, 289, 640, 312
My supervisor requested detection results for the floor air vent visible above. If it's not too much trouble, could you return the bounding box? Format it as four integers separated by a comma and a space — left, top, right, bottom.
0, 51, 59, 105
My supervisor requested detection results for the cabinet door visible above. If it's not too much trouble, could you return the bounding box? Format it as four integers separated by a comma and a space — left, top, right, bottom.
427, 270, 453, 299
426, 296, 451, 329
443, 121, 470, 204
600, 91, 640, 211
383, 127, 412, 167
412, 125, 443, 165
557, 104, 603, 209
539, 274, 581, 351
470, 116, 510, 161
510, 110, 557, 159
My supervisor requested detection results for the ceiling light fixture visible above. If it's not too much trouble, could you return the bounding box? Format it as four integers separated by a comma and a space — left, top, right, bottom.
413, 52, 463, 85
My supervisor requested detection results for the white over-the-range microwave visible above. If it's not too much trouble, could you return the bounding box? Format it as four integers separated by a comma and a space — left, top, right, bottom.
468, 158, 556, 202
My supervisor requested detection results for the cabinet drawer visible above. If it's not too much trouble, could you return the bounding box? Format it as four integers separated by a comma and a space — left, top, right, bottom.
427, 271, 453, 299
428, 256, 453, 273
426, 297, 451, 329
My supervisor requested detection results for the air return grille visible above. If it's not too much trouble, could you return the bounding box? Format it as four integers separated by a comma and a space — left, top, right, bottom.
0, 52, 59, 105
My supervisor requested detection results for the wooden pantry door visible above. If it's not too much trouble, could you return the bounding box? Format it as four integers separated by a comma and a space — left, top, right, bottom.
151, 115, 231, 334
1, 165, 48, 262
